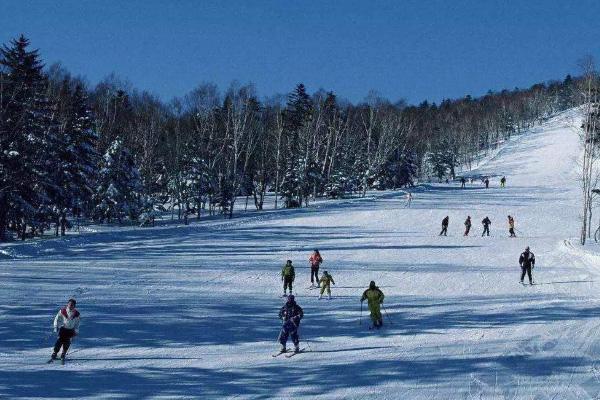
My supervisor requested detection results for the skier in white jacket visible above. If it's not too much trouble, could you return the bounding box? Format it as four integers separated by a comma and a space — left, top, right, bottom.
51, 298, 80, 361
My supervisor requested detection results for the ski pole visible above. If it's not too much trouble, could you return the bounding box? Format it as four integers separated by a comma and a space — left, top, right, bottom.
381, 304, 393, 325
359, 302, 363, 326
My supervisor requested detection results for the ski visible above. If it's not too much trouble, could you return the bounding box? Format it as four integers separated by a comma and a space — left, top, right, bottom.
46, 358, 55, 364
272, 350, 288, 358
285, 347, 306, 358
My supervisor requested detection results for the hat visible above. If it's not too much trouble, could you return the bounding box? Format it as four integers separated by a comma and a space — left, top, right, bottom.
287, 295, 295, 302
369, 281, 376, 289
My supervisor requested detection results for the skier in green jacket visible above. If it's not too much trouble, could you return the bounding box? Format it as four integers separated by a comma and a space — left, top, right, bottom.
361, 281, 385, 329
281, 260, 295, 296
318, 271, 335, 299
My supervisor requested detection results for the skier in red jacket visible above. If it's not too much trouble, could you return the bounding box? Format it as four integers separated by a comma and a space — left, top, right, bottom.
309, 249, 323, 288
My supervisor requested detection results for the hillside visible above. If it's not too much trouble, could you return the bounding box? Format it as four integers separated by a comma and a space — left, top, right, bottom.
3, 109, 600, 399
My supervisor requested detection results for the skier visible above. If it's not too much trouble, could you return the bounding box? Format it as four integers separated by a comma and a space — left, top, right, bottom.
484, 177, 490, 189
508, 215, 516, 237
309, 250, 323, 288
464, 216, 472, 236
281, 260, 295, 296
500, 176, 506, 188
277, 294, 304, 354
318, 270, 335, 299
519, 246, 536, 285
406, 192, 413, 208
50, 298, 80, 362
481, 216, 491, 236
439, 216, 449, 236
460, 177, 466, 188
361, 281, 385, 329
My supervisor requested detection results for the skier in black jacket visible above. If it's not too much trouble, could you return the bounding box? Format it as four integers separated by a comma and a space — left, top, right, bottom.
440, 216, 449, 236
519, 246, 536, 284
481, 216, 491, 236
277, 295, 304, 353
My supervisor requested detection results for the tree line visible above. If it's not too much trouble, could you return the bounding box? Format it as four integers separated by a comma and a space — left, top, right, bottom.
0, 35, 581, 241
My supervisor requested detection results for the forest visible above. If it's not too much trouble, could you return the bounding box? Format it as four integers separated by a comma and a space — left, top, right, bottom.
0, 35, 580, 241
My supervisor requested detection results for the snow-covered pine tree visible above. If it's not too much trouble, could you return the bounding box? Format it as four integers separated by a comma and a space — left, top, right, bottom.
281, 84, 312, 207
69, 83, 98, 216
94, 138, 142, 223
0, 35, 57, 240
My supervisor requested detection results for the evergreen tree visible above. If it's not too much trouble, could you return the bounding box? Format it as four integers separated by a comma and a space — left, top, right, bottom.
281, 84, 312, 207
69, 83, 98, 215
0, 35, 55, 239
94, 138, 142, 223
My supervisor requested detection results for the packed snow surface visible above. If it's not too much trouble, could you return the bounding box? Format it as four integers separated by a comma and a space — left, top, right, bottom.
2, 110, 600, 399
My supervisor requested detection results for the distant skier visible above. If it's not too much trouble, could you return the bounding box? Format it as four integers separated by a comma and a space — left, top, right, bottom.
318, 270, 335, 299
405, 192, 413, 208
481, 216, 491, 236
460, 177, 466, 188
500, 176, 506, 188
309, 250, 323, 288
281, 260, 295, 296
439, 216, 449, 236
519, 246, 536, 285
361, 281, 385, 329
50, 298, 80, 362
277, 295, 304, 353
484, 178, 490, 189
464, 216, 472, 236
508, 215, 516, 237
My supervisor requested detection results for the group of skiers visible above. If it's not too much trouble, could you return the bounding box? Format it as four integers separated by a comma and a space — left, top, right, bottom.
440, 215, 517, 237
282, 250, 335, 300
47, 241, 536, 360
458, 175, 506, 189
275, 249, 387, 354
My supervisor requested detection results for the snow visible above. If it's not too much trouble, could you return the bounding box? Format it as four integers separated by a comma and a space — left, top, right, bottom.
2, 108, 600, 399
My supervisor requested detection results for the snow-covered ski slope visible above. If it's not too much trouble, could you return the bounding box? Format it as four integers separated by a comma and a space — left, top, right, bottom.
2, 109, 600, 399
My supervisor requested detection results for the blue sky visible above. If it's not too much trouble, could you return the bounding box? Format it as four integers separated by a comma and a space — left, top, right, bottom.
2, 0, 599, 104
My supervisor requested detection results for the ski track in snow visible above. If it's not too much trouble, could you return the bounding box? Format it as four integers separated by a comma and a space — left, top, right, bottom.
2, 109, 600, 399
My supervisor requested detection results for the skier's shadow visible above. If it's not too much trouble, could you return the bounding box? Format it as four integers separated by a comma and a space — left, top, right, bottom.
533, 280, 594, 286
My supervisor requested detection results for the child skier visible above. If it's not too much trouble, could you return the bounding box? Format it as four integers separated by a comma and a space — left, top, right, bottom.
277, 295, 304, 354
309, 249, 323, 288
318, 270, 335, 299
50, 298, 80, 362
281, 260, 295, 296
360, 281, 385, 329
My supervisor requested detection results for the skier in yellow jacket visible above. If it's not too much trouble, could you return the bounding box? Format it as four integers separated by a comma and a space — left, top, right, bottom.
360, 281, 385, 329
318, 271, 335, 300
